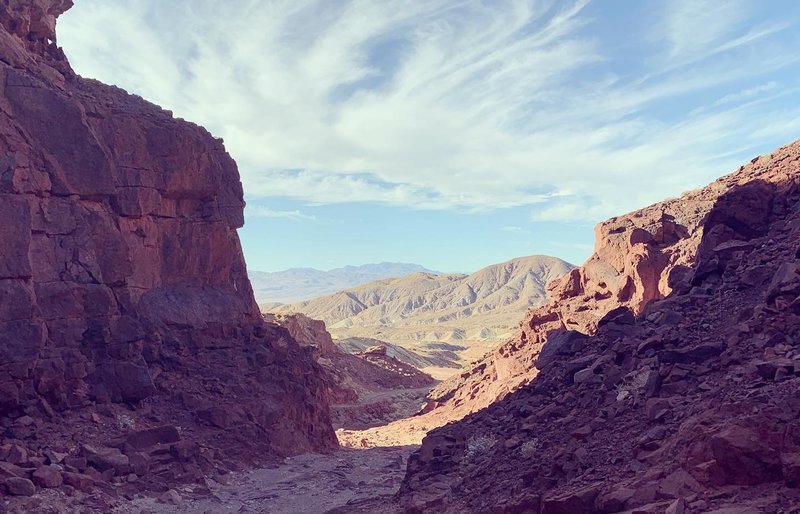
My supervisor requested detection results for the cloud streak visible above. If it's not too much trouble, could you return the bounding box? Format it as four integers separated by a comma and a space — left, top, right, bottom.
248, 206, 316, 221
59, 0, 800, 222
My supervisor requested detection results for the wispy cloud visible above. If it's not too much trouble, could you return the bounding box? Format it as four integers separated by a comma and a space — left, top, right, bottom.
709, 81, 780, 108
59, 0, 800, 223
500, 226, 527, 233
661, 0, 751, 60
248, 206, 316, 221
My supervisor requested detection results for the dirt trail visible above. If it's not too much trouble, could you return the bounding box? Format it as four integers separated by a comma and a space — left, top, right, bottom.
111, 384, 430, 513
353, 386, 431, 405
113, 447, 411, 514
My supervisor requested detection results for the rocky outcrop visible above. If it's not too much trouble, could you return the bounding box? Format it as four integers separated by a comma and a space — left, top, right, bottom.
270, 313, 434, 429
0, 1, 335, 503
400, 142, 800, 513
337, 337, 463, 371
424, 152, 722, 418
355, 345, 437, 389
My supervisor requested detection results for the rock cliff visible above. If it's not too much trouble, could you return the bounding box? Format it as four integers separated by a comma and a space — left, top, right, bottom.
400, 142, 800, 512
0, 0, 335, 502
269, 313, 434, 430
424, 159, 720, 418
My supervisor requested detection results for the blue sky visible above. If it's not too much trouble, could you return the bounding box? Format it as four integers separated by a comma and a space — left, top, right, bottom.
59, 0, 800, 272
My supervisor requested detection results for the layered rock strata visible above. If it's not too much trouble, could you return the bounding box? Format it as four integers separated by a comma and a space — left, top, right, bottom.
0, 0, 336, 502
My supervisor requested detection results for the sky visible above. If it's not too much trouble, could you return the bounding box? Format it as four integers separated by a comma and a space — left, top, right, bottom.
58, 0, 800, 273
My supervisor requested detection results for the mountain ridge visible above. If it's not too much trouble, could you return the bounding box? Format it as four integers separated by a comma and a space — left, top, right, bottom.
250, 262, 437, 304
271, 255, 575, 366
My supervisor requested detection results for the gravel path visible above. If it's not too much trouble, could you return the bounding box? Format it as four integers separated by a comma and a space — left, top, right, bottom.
113, 447, 413, 514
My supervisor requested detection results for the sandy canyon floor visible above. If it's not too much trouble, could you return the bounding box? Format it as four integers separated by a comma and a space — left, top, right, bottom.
112, 447, 409, 514
105, 384, 435, 514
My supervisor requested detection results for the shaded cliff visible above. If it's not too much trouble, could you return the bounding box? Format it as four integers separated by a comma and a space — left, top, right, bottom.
0, 0, 335, 502
424, 158, 722, 418
399, 142, 800, 513
270, 313, 435, 430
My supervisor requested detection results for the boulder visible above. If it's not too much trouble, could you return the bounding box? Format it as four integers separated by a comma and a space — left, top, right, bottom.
5, 477, 36, 496
128, 452, 150, 476
159, 489, 183, 505
658, 342, 726, 365
665, 499, 686, 514
709, 426, 782, 485
753, 358, 795, 380
81, 445, 130, 475
766, 262, 800, 302
598, 306, 635, 326
542, 484, 601, 514
0, 462, 28, 479
62, 455, 87, 472
196, 407, 231, 429
61, 472, 94, 492
537, 331, 589, 369
5, 444, 28, 465
32, 465, 63, 488
595, 486, 635, 512
119, 425, 181, 451
573, 368, 596, 384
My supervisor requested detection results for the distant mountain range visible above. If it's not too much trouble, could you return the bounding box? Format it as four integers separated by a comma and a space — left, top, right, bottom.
269, 256, 575, 364
249, 262, 435, 304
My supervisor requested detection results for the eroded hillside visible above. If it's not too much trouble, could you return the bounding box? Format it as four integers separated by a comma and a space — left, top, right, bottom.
398, 143, 800, 513
268, 313, 435, 430
273, 256, 574, 376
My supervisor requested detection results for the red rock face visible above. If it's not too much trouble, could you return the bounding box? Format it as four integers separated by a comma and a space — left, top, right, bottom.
270, 313, 435, 433
425, 151, 720, 418
0, 0, 336, 494
271, 313, 434, 411
400, 143, 800, 513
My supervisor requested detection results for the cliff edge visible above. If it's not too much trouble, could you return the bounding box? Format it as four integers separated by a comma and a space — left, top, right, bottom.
400, 142, 800, 513
0, 0, 336, 504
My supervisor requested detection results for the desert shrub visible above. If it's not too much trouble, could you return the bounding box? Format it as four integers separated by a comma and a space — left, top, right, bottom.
464, 434, 497, 460
520, 437, 540, 458
615, 368, 650, 402
116, 414, 136, 430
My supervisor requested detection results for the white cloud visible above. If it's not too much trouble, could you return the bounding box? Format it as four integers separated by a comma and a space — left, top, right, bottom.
248, 206, 316, 221
709, 81, 780, 108
661, 0, 750, 59
58, 0, 800, 222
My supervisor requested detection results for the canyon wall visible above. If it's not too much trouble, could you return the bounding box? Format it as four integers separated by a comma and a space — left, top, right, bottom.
425, 155, 723, 417
0, 0, 335, 498
400, 142, 800, 513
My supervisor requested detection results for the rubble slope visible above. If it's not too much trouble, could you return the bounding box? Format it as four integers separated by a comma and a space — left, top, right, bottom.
401, 142, 800, 513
